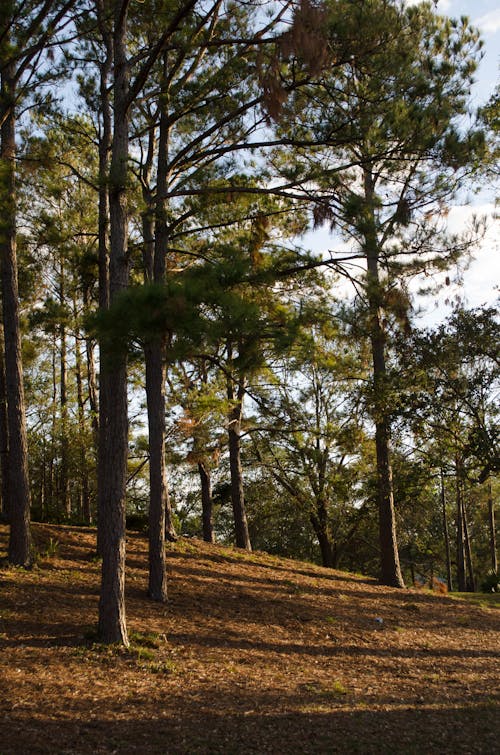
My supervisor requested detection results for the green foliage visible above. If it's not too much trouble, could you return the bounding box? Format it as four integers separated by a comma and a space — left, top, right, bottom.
3, 0, 497, 591
480, 571, 500, 594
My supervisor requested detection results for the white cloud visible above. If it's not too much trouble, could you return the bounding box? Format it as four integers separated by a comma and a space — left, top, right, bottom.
404, 0, 452, 10
414, 203, 500, 324
474, 9, 500, 34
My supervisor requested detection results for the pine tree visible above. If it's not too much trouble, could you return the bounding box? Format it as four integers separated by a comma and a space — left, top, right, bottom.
272, 0, 487, 586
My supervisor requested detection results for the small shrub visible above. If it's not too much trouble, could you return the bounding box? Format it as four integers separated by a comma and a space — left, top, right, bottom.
129, 631, 163, 648
330, 680, 348, 696
146, 659, 177, 675
126, 513, 148, 532
134, 646, 156, 662
480, 570, 500, 593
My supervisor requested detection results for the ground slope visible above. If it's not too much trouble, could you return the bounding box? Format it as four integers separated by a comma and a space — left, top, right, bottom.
0, 523, 498, 754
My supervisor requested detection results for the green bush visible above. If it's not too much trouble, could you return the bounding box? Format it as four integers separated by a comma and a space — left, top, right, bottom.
480, 570, 500, 593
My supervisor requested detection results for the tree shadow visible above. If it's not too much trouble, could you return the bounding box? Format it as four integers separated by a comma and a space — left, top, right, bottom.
4, 699, 498, 754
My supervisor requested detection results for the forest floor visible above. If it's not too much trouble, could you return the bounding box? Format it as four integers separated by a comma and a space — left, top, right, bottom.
0, 523, 499, 754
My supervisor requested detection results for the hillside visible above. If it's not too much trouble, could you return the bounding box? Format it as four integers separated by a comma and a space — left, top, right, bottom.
0, 523, 498, 754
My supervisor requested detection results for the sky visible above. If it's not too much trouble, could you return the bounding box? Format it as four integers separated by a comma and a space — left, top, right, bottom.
416, 0, 500, 322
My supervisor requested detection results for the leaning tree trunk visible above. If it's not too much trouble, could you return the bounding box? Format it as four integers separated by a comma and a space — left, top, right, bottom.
97, 0, 130, 646
198, 461, 215, 543
0, 63, 32, 566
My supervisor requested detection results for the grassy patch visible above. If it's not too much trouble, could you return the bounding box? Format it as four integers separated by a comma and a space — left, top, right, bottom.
450, 592, 500, 609
302, 680, 348, 698
129, 630, 164, 648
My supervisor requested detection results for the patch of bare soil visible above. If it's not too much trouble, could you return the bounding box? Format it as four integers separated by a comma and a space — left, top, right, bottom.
0, 524, 498, 754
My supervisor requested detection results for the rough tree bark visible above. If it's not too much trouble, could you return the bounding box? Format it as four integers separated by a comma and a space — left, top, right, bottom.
95, 0, 112, 559
97, 0, 130, 646
226, 352, 251, 551
59, 259, 71, 518
143, 55, 178, 602
74, 301, 91, 524
0, 325, 10, 522
0, 59, 32, 566
363, 169, 404, 588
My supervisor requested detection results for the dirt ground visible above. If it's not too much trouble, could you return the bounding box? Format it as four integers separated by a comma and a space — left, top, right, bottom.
0, 523, 498, 754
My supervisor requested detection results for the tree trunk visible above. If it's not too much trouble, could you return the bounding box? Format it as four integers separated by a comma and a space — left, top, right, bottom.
0, 324, 10, 522
487, 482, 498, 574
198, 461, 215, 543
82, 285, 99, 449
462, 497, 475, 592
0, 64, 32, 566
369, 315, 404, 587
59, 260, 70, 519
143, 60, 177, 600
310, 511, 336, 568
227, 360, 251, 551
145, 341, 168, 601
97, 0, 130, 646
440, 469, 453, 592
49, 332, 58, 520
363, 169, 404, 588
145, 357, 176, 543
74, 311, 91, 524
455, 468, 467, 592
95, 0, 112, 559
